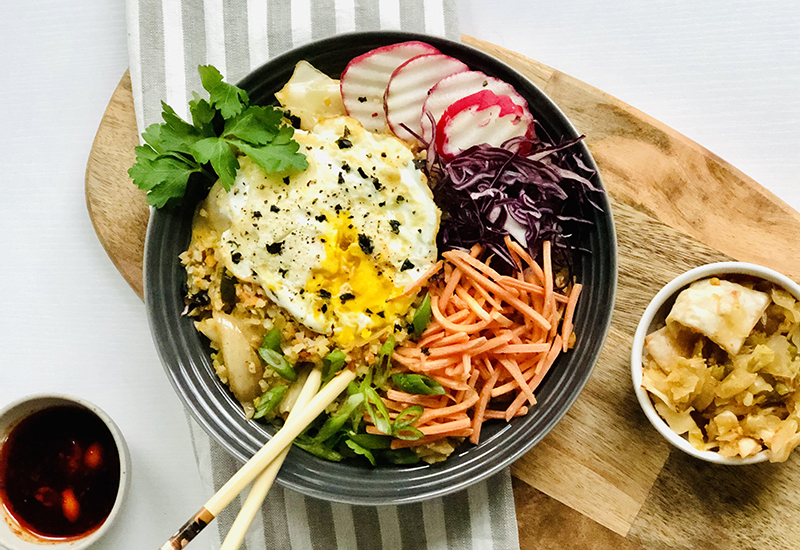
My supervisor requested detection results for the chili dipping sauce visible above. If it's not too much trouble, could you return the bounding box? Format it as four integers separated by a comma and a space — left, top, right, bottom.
0, 405, 121, 540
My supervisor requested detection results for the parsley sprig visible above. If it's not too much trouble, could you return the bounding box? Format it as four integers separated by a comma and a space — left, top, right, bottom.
129, 65, 308, 207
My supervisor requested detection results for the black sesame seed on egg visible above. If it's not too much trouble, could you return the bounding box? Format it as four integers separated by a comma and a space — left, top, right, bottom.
358, 234, 374, 255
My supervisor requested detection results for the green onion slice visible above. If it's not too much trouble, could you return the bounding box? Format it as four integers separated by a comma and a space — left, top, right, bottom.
391, 373, 445, 395
392, 405, 424, 441
322, 349, 347, 384
411, 293, 432, 337
315, 393, 364, 442
344, 439, 376, 466
253, 385, 288, 420
261, 328, 282, 352
362, 386, 392, 435
258, 347, 297, 381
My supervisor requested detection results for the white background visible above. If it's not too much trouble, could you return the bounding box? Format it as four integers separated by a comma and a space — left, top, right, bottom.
0, 1, 797, 548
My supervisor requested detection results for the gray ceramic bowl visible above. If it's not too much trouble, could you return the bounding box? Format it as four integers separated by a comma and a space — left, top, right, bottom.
632, 262, 800, 464
145, 31, 617, 504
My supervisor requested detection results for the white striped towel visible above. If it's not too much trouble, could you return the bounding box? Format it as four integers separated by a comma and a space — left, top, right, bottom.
126, 1, 521, 548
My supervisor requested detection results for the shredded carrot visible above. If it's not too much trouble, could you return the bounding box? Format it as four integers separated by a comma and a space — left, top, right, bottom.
418, 418, 472, 435
388, 260, 443, 301
562, 283, 582, 352
455, 286, 492, 321
470, 369, 500, 444
439, 266, 462, 309
485, 407, 528, 419
495, 343, 550, 354
386, 238, 582, 451
430, 375, 470, 391
542, 240, 554, 318
430, 296, 496, 333
385, 390, 444, 408
498, 358, 535, 405
418, 391, 479, 425
504, 235, 533, 270
471, 330, 518, 356
426, 337, 486, 358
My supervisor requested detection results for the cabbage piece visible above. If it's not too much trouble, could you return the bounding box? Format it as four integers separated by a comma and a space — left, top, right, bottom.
772, 288, 800, 324
760, 334, 798, 380
654, 397, 698, 436
737, 437, 762, 458
645, 325, 695, 371
275, 60, 346, 130
641, 366, 672, 406
429, 136, 603, 271
210, 312, 264, 405
716, 368, 758, 400
666, 364, 701, 404
767, 419, 800, 463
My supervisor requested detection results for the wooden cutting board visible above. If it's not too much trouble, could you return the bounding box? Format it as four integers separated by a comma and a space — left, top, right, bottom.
85, 35, 800, 550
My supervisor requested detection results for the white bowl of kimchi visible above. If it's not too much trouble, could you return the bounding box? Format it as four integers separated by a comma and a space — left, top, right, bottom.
631, 262, 800, 464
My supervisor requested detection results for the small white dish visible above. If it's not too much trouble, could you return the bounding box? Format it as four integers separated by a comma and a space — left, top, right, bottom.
0, 394, 131, 549
631, 261, 800, 465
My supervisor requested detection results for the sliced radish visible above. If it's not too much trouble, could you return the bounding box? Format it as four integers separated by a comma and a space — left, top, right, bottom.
435, 90, 534, 159
384, 53, 469, 143
421, 71, 532, 144
340, 41, 440, 132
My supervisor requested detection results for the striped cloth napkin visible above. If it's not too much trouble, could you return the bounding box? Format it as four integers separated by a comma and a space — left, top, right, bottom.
126, 1, 520, 548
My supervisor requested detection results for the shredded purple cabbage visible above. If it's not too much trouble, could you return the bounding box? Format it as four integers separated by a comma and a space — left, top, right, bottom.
428, 129, 603, 273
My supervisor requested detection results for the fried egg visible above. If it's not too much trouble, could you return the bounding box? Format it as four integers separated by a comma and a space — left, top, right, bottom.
203, 116, 440, 348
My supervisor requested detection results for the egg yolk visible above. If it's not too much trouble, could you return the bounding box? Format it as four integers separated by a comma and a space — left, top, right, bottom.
305, 212, 414, 347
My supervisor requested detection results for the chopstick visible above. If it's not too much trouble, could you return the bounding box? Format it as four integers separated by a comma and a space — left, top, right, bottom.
158, 368, 356, 550
219, 365, 323, 550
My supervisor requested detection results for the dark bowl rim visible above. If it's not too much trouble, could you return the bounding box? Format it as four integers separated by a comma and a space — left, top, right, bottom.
144, 30, 618, 505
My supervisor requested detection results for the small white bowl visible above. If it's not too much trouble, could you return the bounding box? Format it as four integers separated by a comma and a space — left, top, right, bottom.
0, 394, 131, 549
631, 262, 800, 464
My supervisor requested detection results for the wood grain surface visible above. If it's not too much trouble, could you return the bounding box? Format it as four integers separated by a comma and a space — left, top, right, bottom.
85, 36, 800, 549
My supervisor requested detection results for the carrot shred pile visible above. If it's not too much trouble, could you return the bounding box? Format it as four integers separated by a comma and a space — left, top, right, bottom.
376, 237, 582, 449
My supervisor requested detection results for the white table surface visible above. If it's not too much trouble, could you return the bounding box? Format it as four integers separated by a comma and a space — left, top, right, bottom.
0, 1, 797, 548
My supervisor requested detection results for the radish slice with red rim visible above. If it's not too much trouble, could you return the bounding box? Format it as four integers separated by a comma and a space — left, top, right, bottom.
421, 71, 531, 144
340, 41, 440, 132
435, 90, 534, 159
384, 53, 469, 143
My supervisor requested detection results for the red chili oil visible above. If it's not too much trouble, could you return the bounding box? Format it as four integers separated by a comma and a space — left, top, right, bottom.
0, 405, 121, 540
